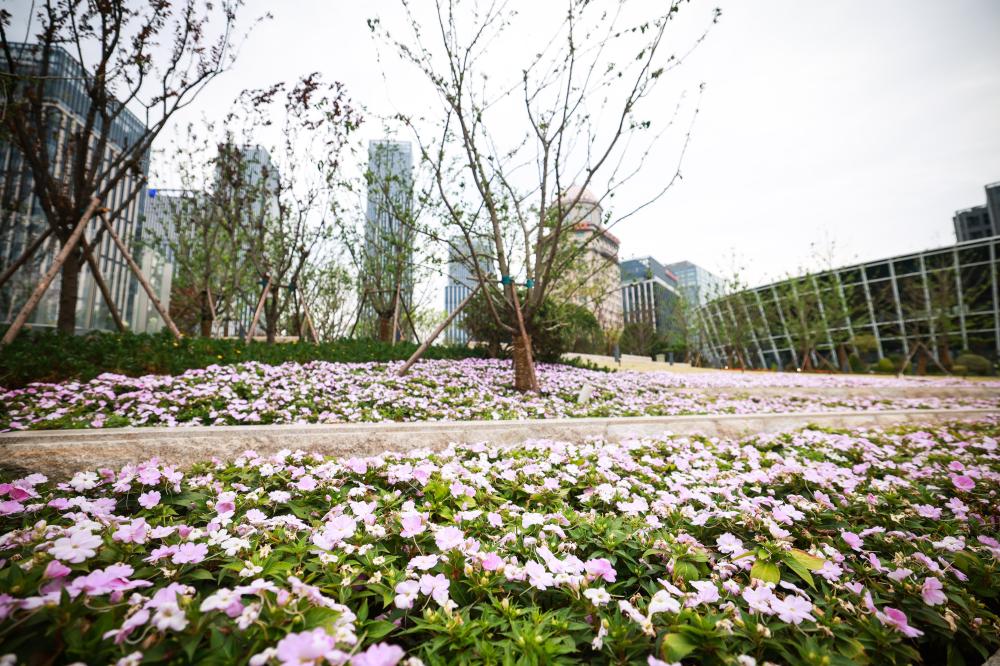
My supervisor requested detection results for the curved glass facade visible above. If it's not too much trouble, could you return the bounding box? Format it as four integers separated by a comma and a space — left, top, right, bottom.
696, 236, 1000, 369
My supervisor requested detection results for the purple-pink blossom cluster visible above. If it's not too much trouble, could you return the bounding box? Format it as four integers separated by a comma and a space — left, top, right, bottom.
2, 359, 997, 431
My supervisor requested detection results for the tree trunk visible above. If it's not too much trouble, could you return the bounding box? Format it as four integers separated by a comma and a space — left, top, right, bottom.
512, 333, 538, 392
199, 289, 213, 337
265, 294, 279, 344
837, 343, 849, 373
56, 244, 83, 334
377, 314, 394, 342
916, 344, 928, 376
937, 335, 953, 370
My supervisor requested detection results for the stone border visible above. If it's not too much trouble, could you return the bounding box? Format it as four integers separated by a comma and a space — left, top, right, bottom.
1, 408, 996, 479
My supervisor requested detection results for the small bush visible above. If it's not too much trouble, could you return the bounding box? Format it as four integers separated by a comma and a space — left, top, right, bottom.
848, 353, 868, 373
954, 353, 993, 376
873, 357, 896, 373
0, 330, 487, 388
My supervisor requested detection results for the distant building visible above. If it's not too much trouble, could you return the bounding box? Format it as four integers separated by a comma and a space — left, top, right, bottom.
361, 140, 414, 339
130, 189, 186, 333
444, 235, 493, 345
0, 43, 149, 332
954, 181, 1000, 242
619, 256, 680, 336
553, 186, 624, 337
664, 260, 722, 306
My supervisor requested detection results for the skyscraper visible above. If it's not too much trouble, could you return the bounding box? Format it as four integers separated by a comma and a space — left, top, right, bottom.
551, 186, 624, 337
444, 234, 493, 344
361, 140, 415, 339
0, 43, 149, 332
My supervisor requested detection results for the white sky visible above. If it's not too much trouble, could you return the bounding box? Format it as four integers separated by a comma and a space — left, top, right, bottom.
9, 0, 1000, 293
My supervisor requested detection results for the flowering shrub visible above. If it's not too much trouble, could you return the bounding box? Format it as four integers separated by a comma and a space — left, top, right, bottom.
2, 359, 998, 431
2, 420, 999, 664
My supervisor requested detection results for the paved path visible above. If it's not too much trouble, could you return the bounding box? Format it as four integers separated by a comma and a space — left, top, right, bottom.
2, 408, 996, 479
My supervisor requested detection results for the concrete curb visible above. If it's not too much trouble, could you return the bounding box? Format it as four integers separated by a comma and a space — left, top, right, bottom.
1, 408, 997, 478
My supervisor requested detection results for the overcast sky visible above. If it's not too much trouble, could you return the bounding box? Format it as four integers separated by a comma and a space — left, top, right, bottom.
10, 0, 1000, 292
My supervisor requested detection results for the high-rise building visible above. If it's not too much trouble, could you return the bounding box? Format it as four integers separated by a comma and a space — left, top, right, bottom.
130, 188, 187, 333
444, 235, 493, 345
551, 186, 624, 337
663, 260, 722, 306
954, 182, 1000, 242
619, 257, 680, 336
0, 43, 149, 332
361, 140, 414, 338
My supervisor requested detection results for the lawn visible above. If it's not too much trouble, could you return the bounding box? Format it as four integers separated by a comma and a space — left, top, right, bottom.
2, 359, 998, 431
1, 419, 998, 664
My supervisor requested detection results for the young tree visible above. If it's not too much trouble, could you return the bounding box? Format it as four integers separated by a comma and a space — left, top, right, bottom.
0, 0, 254, 333
230, 75, 362, 343
373, 0, 715, 390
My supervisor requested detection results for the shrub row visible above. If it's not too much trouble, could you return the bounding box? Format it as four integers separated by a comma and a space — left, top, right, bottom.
0, 330, 488, 388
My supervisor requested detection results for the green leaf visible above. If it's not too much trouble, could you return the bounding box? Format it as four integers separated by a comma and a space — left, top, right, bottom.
783, 554, 816, 589
364, 620, 397, 640
661, 633, 696, 661
750, 560, 781, 584
788, 548, 825, 570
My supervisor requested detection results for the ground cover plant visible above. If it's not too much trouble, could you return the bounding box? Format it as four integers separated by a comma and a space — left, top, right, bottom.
1, 419, 999, 664
2, 359, 999, 432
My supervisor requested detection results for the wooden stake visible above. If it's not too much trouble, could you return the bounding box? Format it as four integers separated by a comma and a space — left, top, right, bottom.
0, 227, 52, 291
1, 198, 100, 346
397, 284, 480, 377
300, 295, 320, 344
79, 235, 126, 332
390, 283, 402, 346
98, 212, 181, 340
245, 277, 271, 344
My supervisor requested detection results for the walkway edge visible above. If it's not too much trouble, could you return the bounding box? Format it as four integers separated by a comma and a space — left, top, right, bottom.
1, 408, 997, 478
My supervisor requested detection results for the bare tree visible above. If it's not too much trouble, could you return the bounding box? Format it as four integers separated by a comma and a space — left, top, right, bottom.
231, 75, 362, 343
372, 0, 715, 391
0, 0, 257, 333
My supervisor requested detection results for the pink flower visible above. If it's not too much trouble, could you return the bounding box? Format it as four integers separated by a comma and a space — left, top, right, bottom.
171, 542, 208, 565
584, 558, 617, 583
419, 573, 451, 606
741, 585, 776, 614
399, 514, 425, 538
921, 577, 946, 606
138, 491, 161, 509
351, 643, 404, 666
113, 518, 149, 545
480, 552, 503, 571
878, 607, 924, 638
44, 560, 72, 579
394, 580, 419, 609
841, 531, 864, 551
407, 555, 439, 571
296, 475, 318, 492
951, 475, 975, 491
275, 628, 339, 666
434, 526, 464, 551
215, 491, 237, 515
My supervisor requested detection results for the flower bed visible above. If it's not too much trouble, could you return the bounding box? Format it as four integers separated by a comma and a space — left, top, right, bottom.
2, 359, 998, 431
1, 420, 999, 665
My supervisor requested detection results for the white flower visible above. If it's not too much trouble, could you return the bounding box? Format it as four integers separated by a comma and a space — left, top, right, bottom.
152, 603, 188, 632
647, 590, 681, 616
49, 530, 102, 563
583, 587, 611, 606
